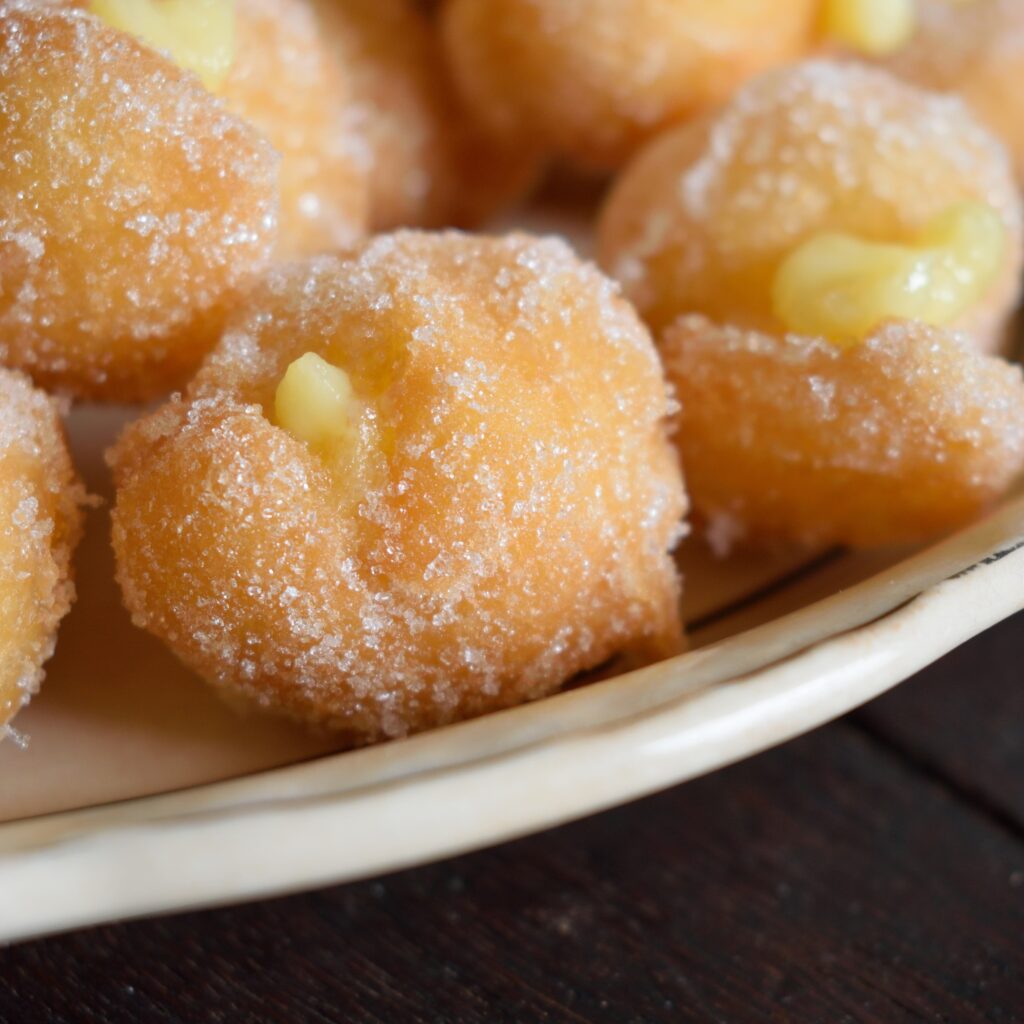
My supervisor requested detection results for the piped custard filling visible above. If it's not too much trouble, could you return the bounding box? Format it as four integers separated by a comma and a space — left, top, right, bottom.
821, 0, 915, 56
88, 0, 236, 91
274, 351, 361, 460
772, 201, 1006, 345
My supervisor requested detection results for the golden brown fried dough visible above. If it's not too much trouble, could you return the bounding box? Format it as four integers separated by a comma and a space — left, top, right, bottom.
440, 0, 817, 170
110, 232, 687, 742
0, 369, 85, 736
598, 61, 1022, 353
662, 316, 1024, 549
0, 2, 278, 399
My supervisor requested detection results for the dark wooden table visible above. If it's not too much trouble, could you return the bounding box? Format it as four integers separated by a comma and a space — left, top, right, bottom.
2, 611, 1023, 1023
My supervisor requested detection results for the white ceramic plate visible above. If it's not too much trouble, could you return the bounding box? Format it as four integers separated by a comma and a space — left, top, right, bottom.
2, 397, 1023, 945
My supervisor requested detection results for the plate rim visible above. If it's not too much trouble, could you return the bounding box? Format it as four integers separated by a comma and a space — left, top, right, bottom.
3, 494, 1024, 944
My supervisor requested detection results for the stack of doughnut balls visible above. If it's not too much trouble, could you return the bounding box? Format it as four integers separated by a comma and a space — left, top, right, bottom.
3, 0, 1024, 745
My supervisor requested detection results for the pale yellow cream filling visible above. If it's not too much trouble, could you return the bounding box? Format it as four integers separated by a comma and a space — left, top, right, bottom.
772, 202, 1006, 345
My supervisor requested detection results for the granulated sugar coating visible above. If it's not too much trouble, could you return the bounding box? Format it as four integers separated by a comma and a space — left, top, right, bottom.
662, 316, 1024, 549
439, 0, 816, 171
221, 0, 368, 256
598, 61, 1023, 354
0, 369, 85, 734
315, 0, 539, 231
109, 232, 687, 742
882, 0, 1024, 185
0, 2, 278, 400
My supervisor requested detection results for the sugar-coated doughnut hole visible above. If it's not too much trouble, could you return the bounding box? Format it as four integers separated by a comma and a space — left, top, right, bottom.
440, 0, 817, 171
882, 0, 1024, 185
314, 0, 540, 230
0, 2, 278, 400
598, 61, 1023, 354
109, 232, 687, 742
662, 316, 1024, 549
0, 369, 85, 736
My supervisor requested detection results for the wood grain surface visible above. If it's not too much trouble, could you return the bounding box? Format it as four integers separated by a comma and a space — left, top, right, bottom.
2, 612, 1023, 1023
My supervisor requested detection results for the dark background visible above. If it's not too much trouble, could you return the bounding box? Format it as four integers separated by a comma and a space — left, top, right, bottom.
2, 609, 1023, 1023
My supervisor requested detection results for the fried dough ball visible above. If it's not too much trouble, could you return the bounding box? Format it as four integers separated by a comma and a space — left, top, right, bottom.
314, 0, 538, 230
662, 317, 1024, 549
439, 0, 817, 171
0, 369, 85, 737
0, 2, 278, 400
881, 0, 1024, 185
109, 232, 686, 742
600, 61, 1024, 549
598, 61, 1023, 354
